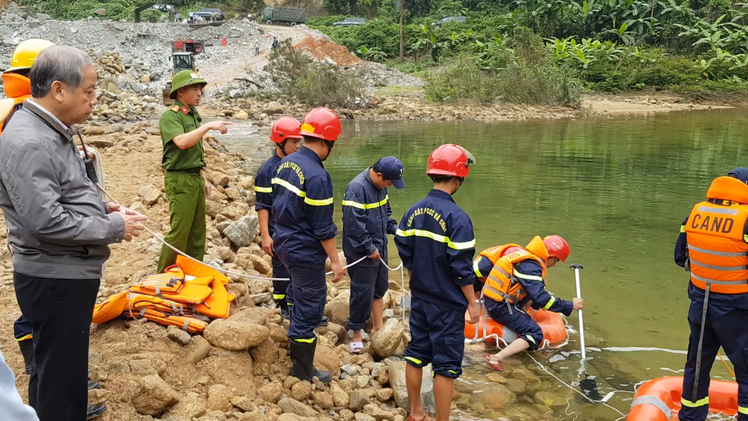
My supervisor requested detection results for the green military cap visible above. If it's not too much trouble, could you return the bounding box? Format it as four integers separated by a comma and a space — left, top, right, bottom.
169, 70, 208, 99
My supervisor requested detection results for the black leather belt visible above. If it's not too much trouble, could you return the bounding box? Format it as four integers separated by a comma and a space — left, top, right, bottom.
167, 168, 203, 174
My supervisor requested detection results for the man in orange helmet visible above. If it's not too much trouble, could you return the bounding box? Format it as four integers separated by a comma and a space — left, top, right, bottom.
673, 168, 748, 421
254, 116, 302, 320
395, 144, 479, 421
272, 108, 345, 383
0, 39, 54, 135
482, 235, 584, 370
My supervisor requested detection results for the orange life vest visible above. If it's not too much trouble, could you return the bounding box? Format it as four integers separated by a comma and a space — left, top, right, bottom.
474, 243, 523, 281
685, 176, 748, 295
482, 236, 548, 303
0, 73, 31, 135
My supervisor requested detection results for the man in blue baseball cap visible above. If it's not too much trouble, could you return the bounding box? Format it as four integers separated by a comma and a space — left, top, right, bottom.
342, 157, 405, 353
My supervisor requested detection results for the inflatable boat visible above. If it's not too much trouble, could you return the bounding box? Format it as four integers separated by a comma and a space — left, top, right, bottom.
626, 376, 738, 420
464, 301, 567, 349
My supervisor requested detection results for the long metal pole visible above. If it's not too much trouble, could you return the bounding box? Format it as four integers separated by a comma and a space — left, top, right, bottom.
572, 264, 586, 360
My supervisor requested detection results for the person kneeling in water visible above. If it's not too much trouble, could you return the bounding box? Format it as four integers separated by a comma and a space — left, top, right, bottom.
477, 235, 583, 370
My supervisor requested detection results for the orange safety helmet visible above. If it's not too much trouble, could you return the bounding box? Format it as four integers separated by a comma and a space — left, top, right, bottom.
426, 144, 476, 178
543, 235, 570, 263
270, 116, 303, 143
300, 107, 342, 141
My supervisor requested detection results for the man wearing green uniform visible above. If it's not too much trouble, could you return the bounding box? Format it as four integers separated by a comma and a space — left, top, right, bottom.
157, 70, 229, 273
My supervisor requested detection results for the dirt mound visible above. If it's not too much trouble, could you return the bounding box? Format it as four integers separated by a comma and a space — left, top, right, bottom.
294, 36, 360, 66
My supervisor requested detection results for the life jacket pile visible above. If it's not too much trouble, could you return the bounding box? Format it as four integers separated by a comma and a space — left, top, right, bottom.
685, 176, 748, 295
480, 236, 549, 305
92, 256, 235, 333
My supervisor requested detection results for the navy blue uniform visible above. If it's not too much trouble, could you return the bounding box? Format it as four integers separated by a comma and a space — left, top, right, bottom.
342, 169, 398, 331
675, 214, 748, 420
272, 146, 337, 341
476, 258, 573, 350
395, 189, 476, 378
255, 152, 290, 303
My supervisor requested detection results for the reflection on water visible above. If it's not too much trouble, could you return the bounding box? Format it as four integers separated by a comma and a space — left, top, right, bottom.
219, 109, 748, 420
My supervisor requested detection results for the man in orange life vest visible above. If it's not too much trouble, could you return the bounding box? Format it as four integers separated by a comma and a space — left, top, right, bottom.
1, 39, 55, 372
480, 236, 584, 370
674, 168, 748, 421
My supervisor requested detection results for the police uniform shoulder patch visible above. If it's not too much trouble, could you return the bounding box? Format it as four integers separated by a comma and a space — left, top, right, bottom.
170, 105, 180, 112
181, 107, 190, 114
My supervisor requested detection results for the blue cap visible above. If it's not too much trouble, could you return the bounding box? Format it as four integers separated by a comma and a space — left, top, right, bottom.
374, 157, 405, 189
729, 167, 748, 184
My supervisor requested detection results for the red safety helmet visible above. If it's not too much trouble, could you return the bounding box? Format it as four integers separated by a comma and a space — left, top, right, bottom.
543, 235, 570, 263
270, 116, 303, 144
426, 144, 476, 178
300, 108, 342, 141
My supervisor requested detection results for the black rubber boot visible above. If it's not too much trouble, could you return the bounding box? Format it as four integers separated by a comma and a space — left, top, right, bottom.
87, 404, 107, 420
318, 315, 329, 327
17, 339, 33, 375
288, 340, 332, 383
276, 299, 291, 320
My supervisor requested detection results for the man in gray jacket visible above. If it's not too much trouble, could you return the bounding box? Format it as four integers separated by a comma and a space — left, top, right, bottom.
0, 45, 147, 421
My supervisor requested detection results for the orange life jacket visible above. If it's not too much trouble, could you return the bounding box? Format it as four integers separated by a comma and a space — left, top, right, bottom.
685, 176, 748, 295
0, 73, 31, 135
92, 256, 235, 333
482, 236, 548, 303
474, 243, 523, 281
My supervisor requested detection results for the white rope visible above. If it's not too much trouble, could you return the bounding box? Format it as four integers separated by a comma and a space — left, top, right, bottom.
526, 353, 626, 417
98, 186, 404, 282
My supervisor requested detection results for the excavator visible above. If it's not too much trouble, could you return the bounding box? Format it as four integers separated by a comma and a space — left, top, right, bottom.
134, 3, 176, 23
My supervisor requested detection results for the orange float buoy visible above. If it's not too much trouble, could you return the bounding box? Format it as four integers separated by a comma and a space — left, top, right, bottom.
626, 376, 738, 420
464, 306, 567, 349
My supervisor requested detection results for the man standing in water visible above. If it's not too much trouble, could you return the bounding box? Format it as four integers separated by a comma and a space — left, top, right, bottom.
674, 168, 748, 421
395, 144, 479, 421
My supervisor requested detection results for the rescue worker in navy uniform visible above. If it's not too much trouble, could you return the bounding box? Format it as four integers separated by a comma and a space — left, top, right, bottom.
255, 116, 302, 320
342, 157, 405, 354
272, 108, 345, 383
395, 144, 480, 421
479, 236, 583, 370
674, 168, 748, 421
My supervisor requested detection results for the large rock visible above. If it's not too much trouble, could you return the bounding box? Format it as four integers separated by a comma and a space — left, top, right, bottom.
481, 383, 516, 408
250, 254, 272, 275
185, 335, 212, 364
164, 392, 206, 419
224, 215, 259, 248
331, 383, 350, 408
249, 339, 279, 365
371, 319, 404, 358
291, 381, 313, 401
258, 381, 284, 403
349, 389, 372, 411
317, 323, 347, 344
388, 361, 434, 414
167, 325, 192, 345
197, 348, 255, 397
204, 318, 269, 350
137, 185, 161, 206
278, 398, 318, 417
364, 404, 396, 421
207, 384, 234, 411
313, 391, 334, 409
132, 375, 180, 416
229, 307, 268, 326
324, 290, 350, 326
314, 341, 341, 377
534, 391, 566, 408
234, 110, 249, 120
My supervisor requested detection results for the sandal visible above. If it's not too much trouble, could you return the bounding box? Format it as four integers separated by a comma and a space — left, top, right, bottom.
406, 414, 434, 421
349, 341, 364, 354
483, 354, 503, 371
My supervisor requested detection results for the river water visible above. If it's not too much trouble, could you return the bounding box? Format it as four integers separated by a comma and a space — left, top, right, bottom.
218, 109, 748, 420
